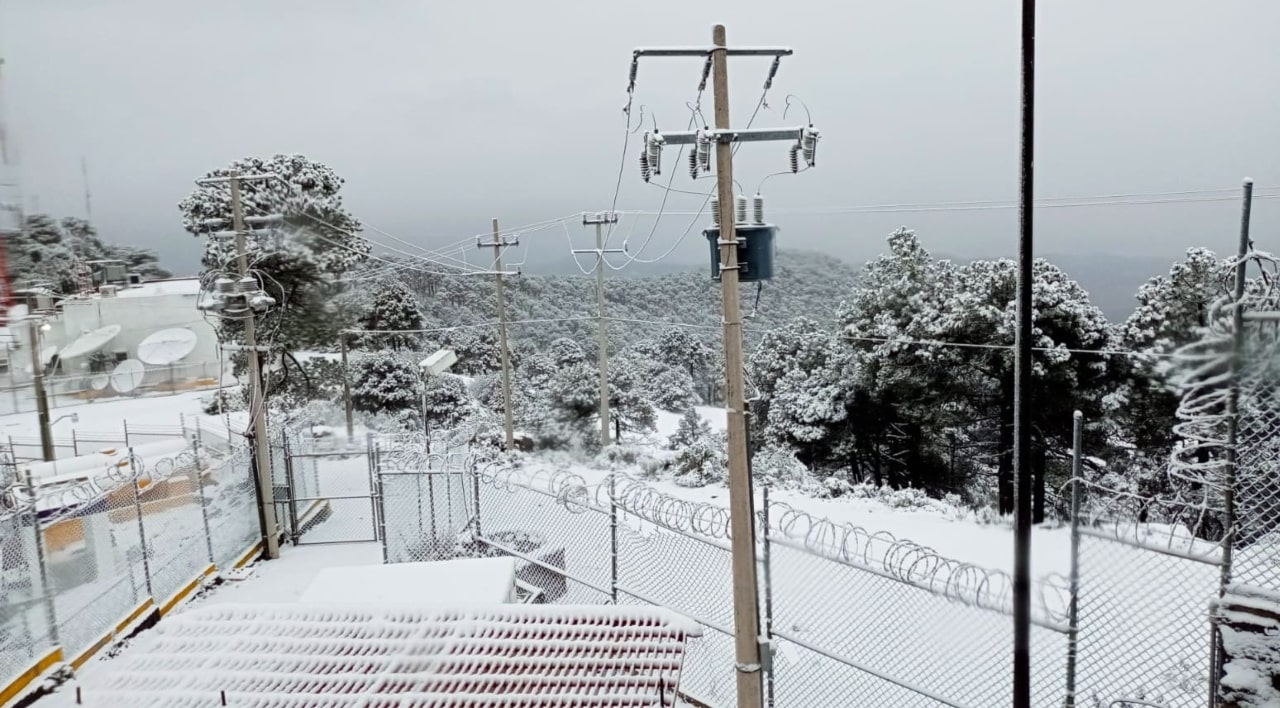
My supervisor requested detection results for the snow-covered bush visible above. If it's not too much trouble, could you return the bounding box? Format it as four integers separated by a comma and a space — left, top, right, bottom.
351, 352, 420, 414
752, 445, 813, 488
202, 387, 246, 415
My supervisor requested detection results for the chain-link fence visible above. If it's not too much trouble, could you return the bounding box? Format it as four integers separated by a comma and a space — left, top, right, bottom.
0, 420, 263, 702
0, 360, 226, 419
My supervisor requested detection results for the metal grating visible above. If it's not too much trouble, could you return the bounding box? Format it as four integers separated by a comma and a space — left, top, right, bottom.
76, 603, 699, 707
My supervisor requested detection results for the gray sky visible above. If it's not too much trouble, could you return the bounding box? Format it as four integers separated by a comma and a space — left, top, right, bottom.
1, 0, 1277, 279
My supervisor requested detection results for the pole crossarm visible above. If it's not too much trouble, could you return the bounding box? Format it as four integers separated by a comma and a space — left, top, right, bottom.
633, 46, 793, 58
658, 126, 812, 145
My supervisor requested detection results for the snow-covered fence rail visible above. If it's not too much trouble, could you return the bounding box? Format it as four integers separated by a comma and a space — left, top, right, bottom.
0, 422, 264, 704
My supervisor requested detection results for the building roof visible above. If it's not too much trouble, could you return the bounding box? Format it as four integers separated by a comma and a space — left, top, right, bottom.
76, 603, 700, 707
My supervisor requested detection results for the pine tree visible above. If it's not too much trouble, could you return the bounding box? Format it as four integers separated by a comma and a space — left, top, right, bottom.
178, 153, 368, 356
358, 280, 424, 351
421, 374, 471, 431
351, 352, 420, 414
668, 407, 712, 450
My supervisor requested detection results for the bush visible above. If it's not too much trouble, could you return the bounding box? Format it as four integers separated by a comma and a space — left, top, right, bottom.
351, 352, 421, 414
202, 387, 246, 415
672, 431, 727, 487
752, 445, 813, 488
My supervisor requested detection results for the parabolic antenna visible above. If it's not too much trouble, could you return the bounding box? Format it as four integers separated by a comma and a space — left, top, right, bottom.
137, 328, 198, 366
90, 373, 110, 391
109, 359, 146, 394
60, 324, 122, 360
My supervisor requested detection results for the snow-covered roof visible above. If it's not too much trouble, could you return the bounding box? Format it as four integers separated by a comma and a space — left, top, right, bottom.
111, 278, 203, 299
299, 558, 517, 605
76, 603, 700, 707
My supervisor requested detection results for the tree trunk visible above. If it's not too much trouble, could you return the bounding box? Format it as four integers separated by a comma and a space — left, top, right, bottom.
998, 381, 1015, 515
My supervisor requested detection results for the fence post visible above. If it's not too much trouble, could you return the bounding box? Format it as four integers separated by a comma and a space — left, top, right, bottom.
761, 483, 776, 708
123, 419, 131, 448
1064, 410, 1083, 708
609, 473, 619, 603
192, 423, 216, 565
71, 429, 78, 458
129, 448, 154, 599
369, 433, 388, 564
283, 431, 299, 545
22, 470, 61, 648
471, 460, 482, 540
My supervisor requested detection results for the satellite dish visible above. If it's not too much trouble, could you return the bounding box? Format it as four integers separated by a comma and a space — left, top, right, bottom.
39, 345, 57, 367
137, 328, 198, 365
60, 324, 122, 359
90, 373, 110, 391
109, 359, 146, 394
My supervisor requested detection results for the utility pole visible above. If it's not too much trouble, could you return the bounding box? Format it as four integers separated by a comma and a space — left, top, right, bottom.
340, 331, 353, 439
578, 212, 623, 448
1012, 1, 1037, 706
629, 28, 806, 708
480, 218, 515, 449
229, 172, 281, 561
26, 319, 53, 461
709, 27, 763, 708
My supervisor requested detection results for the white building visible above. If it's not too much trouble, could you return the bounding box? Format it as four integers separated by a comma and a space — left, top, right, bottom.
5, 277, 223, 396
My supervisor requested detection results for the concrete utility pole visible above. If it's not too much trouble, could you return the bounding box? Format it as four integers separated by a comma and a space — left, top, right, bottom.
628, 28, 802, 708
481, 218, 516, 449
709, 27, 763, 708
340, 331, 353, 439
229, 172, 281, 561
27, 319, 53, 461
579, 212, 623, 448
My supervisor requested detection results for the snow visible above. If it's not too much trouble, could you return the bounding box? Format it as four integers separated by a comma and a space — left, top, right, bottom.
112, 278, 202, 299
299, 557, 517, 605
63, 603, 699, 707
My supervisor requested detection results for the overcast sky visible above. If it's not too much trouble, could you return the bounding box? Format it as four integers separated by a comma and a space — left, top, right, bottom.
1, 0, 1277, 278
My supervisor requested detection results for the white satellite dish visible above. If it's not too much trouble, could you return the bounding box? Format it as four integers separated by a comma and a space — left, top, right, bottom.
60, 324, 122, 359
137, 328, 198, 365
90, 373, 110, 391
109, 359, 146, 394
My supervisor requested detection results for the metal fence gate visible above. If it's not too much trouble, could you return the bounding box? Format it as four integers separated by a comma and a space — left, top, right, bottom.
276, 432, 379, 545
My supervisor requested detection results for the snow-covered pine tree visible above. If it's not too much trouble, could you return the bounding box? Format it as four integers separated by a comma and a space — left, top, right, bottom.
178, 154, 368, 356
421, 374, 471, 431
351, 352, 420, 414
668, 407, 711, 450
357, 280, 424, 351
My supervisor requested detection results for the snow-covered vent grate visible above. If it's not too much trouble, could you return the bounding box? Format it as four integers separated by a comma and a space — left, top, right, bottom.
76, 603, 700, 707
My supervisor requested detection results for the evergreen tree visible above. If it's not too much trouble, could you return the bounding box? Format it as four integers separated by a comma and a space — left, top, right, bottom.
351, 352, 420, 414
179, 153, 368, 357
668, 407, 712, 450
358, 280, 424, 351
421, 374, 471, 431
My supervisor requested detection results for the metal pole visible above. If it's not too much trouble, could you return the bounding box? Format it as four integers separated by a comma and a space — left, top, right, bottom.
230, 172, 280, 561
1220, 178, 1253, 589
193, 425, 216, 564
711, 24, 764, 708
1064, 411, 1084, 708
130, 448, 153, 598
1012, 2, 1036, 705
485, 218, 516, 449
27, 319, 53, 462
283, 430, 299, 544
340, 332, 353, 439
761, 483, 776, 708
1212, 178, 1253, 704
596, 220, 611, 447
371, 433, 388, 563
22, 470, 60, 647
609, 473, 619, 603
